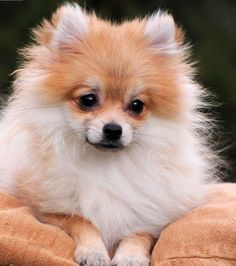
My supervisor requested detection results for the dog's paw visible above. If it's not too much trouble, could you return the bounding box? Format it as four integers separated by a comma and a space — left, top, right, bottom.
111, 254, 150, 266
75, 245, 111, 266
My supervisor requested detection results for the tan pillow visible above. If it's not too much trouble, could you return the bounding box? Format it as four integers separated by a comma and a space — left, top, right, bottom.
0, 183, 235, 265
152, 183, 236, 265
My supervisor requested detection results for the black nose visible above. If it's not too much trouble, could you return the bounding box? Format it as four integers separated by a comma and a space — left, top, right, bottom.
103, 123, 122, 141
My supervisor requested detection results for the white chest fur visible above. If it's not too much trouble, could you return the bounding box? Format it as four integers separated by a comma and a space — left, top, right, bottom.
27, 140, 206, 249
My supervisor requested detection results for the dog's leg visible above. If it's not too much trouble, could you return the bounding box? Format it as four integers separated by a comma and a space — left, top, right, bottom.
112, 233, 154, 266
39, 214, 110, 266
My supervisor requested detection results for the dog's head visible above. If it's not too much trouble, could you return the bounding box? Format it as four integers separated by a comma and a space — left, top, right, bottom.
14, 3, 198, 153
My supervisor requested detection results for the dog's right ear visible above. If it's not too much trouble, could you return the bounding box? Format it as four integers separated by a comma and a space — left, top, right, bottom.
144, 11, 181, 55
34, 3, 88, 52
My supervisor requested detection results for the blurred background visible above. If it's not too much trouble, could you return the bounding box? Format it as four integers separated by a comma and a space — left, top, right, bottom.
0, 0, 235, 181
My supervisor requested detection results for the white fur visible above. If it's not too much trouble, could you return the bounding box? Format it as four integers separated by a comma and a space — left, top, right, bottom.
144, 11, 178, 55
52, 3, 88, 50
85, 111, 133, 147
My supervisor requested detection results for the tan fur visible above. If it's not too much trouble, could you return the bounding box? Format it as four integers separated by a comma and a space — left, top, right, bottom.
39, 214, 110, 265
39, 214, 153, 266
27, 10, 186, 121
113, 233, 154, 266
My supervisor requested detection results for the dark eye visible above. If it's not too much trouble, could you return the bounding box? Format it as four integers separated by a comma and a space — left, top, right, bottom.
129, 99, 144, 115
79, 93, 98, 110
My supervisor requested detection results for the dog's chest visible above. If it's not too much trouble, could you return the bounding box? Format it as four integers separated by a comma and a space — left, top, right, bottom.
32, 152, 201, 248
77, 183, 150, 246
36, 165, 157, 242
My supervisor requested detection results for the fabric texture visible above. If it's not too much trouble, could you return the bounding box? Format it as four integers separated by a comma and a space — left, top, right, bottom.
0, 183, 235, 266
151, 183, 236, 266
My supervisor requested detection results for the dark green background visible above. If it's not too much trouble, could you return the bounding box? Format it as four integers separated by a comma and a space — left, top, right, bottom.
0, 0, 235, 181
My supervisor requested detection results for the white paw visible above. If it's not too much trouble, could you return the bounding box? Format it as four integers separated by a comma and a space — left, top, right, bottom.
111, 254, 150, 266
75, 245, 111, 266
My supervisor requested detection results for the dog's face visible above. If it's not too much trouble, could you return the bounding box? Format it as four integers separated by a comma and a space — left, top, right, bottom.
18, 4, 193, 152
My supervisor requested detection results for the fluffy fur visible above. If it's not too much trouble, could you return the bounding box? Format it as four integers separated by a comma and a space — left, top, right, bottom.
0, 3, 220, 255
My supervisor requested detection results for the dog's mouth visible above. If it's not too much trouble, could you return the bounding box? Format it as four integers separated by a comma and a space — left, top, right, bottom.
86, 138, 124, 151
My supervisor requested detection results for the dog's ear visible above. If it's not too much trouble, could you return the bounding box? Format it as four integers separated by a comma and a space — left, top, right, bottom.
144, 11, 182, 55
34, 3, 88, 52
52, 3, 88, 51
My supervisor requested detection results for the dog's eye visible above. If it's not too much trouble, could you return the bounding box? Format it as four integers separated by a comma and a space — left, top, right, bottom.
79, 93, 98, 110
129, 99, 144, 115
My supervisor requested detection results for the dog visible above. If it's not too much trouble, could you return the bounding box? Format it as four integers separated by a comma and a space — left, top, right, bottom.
0, 3, 220, 265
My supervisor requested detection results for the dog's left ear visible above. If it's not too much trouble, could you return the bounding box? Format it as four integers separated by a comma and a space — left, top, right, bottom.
51, 3, 88, 51
144, 11, 183, 55
34, 3, 88, 52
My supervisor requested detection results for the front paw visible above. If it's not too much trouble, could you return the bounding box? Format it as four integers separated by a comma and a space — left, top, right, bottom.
75, 245, 111, 266
112, 254, 150, 266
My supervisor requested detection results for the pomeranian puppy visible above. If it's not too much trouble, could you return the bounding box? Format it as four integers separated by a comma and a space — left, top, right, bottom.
0, 3, 220, 266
